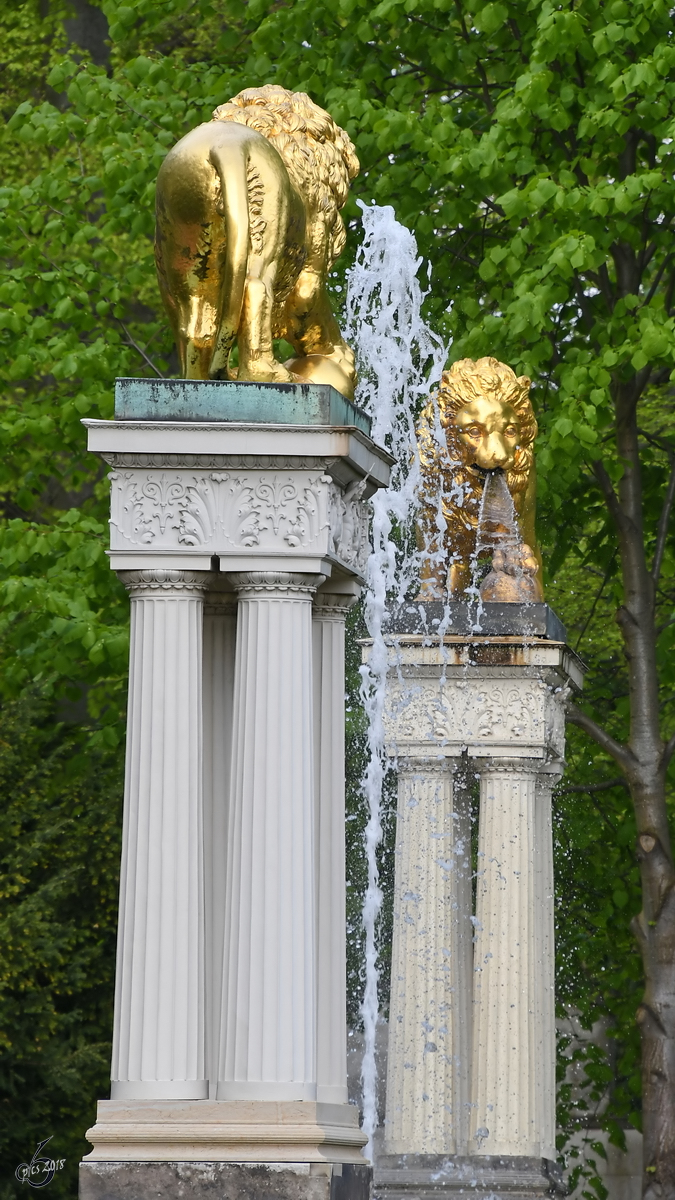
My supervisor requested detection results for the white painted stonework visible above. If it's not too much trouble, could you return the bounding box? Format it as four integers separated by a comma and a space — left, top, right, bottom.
385, 760, 472, 1154
202, 586, 237, 1099
312, 589, 359, 1107
111, 569, 208, 1101
85, 420, 390, 574
83, 418, 392, 1163
375, 633, 582, 1160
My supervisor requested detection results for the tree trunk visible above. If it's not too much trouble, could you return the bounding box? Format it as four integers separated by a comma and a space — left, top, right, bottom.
571, 377, 675, 1199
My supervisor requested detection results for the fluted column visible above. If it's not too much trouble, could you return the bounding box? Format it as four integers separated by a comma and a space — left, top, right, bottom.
111, 568, 208, 1100
202, 587, 237, 1098
312, 591, 355, 1106
470, 760, 540, 1155
385, 760, 473, 1154
217, 571, 323, 1101
534, 768, 561, 1162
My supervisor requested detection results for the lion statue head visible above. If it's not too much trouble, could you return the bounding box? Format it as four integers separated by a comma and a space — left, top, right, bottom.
416, 357, 542, 600
212, 85, 359, 264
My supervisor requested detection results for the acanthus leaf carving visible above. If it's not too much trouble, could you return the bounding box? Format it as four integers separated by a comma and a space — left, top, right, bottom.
109, 468, 328, 554
384, 677, 553, 752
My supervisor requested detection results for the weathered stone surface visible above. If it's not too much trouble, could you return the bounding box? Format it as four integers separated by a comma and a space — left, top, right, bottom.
79, 1161, 372, 1200
374, 1154, 563, 1200
384, 602, 567, 642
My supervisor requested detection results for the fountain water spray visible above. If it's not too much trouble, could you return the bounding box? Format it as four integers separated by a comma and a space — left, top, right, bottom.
344, 202, 447, 1158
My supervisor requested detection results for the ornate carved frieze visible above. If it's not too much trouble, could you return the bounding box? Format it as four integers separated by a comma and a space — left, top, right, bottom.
384, 674, 566, 760
110, 469, 326, 553
108, 465, 371, 575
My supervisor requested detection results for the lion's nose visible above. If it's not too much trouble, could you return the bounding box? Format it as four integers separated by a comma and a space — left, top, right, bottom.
476, 435, 511, 469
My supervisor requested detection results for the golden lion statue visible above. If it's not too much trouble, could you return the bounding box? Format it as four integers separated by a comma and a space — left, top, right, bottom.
155, 85, 359, 398
416, 357, 543, 601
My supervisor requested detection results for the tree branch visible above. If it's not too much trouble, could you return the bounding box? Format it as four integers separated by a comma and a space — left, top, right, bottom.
558, 778, 629, 794
566, 704, 635, 773
116, 321, 165, 378
591, 458, 631, 534
574, 553, 616, 650
652, 454, 675, 585
642, 251, 673, 306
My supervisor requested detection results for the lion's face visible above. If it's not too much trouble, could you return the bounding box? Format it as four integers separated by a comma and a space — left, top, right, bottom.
449, 395, 522, 473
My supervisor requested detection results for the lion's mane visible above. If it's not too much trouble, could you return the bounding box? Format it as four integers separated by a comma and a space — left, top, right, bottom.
212, 85, 359, 263
419, 357, 536, 500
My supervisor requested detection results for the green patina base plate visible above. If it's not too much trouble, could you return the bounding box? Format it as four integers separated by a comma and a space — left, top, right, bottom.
114, 378, 372, 434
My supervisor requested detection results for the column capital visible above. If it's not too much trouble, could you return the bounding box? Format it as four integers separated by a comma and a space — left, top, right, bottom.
473, 756, 548, 776
312, 592, 357, 619
396, 756, 456, 777
229, 571, 325, 599
203, 589, 238, 617
118, 568, 210, 598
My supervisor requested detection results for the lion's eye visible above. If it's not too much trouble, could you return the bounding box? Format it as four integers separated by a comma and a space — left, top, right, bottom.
504, 425, 517, 437
465, 426, 482, 438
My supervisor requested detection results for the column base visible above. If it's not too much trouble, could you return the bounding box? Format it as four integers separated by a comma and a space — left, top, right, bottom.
83, 1100, 367, 1164
79, 1160, 372, 1200
374, 1155, 563, 1200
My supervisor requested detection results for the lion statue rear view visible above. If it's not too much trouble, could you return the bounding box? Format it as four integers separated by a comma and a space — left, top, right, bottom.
155, 85, 359, 399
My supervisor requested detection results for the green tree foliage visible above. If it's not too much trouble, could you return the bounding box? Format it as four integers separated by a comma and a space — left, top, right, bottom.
1, 0, 674, 1192
0, 693, 122, 1199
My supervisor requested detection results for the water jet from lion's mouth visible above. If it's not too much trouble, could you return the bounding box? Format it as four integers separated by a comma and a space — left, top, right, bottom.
475, 469, 522, 553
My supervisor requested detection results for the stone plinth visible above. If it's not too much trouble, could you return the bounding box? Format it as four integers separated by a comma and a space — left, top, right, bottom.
80, 1161, 371, 1200
82, 386, 392, 1195
365, 609, 583, 1189
82, 1099, 367, 1163
374, 1154, 564, 1200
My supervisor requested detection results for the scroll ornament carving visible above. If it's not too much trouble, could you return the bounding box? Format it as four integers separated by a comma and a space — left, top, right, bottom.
384, 677, 564, 756
108, 468, 372, 573
109, 469, 325, 552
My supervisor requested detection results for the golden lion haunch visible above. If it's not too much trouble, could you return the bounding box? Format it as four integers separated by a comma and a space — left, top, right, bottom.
416, 356, 544, 602
154, 86, 359, 400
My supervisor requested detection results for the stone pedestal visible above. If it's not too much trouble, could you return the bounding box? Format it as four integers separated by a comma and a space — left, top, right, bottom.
80, 1160, 371, 1200
81, 381, 392, 1197
374, 1154, 563, 1200
368, 609, 583, 1196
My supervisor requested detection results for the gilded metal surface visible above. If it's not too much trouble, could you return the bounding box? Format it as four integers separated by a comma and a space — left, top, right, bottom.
155, 86, 359, 399
416, 356, 543, 601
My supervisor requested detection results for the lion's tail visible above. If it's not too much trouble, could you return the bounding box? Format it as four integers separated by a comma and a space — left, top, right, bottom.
209, 140, 249, 347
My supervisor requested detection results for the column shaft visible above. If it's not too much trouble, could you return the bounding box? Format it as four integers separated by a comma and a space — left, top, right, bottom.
217, 572, 319, 1101
470, 763, 538, 1155
111, 569, 207, 1100
202, 591, 237, 1098
534, 772, 558, 1161
312, 595, 352, 1105
385, 762, 472, 1154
